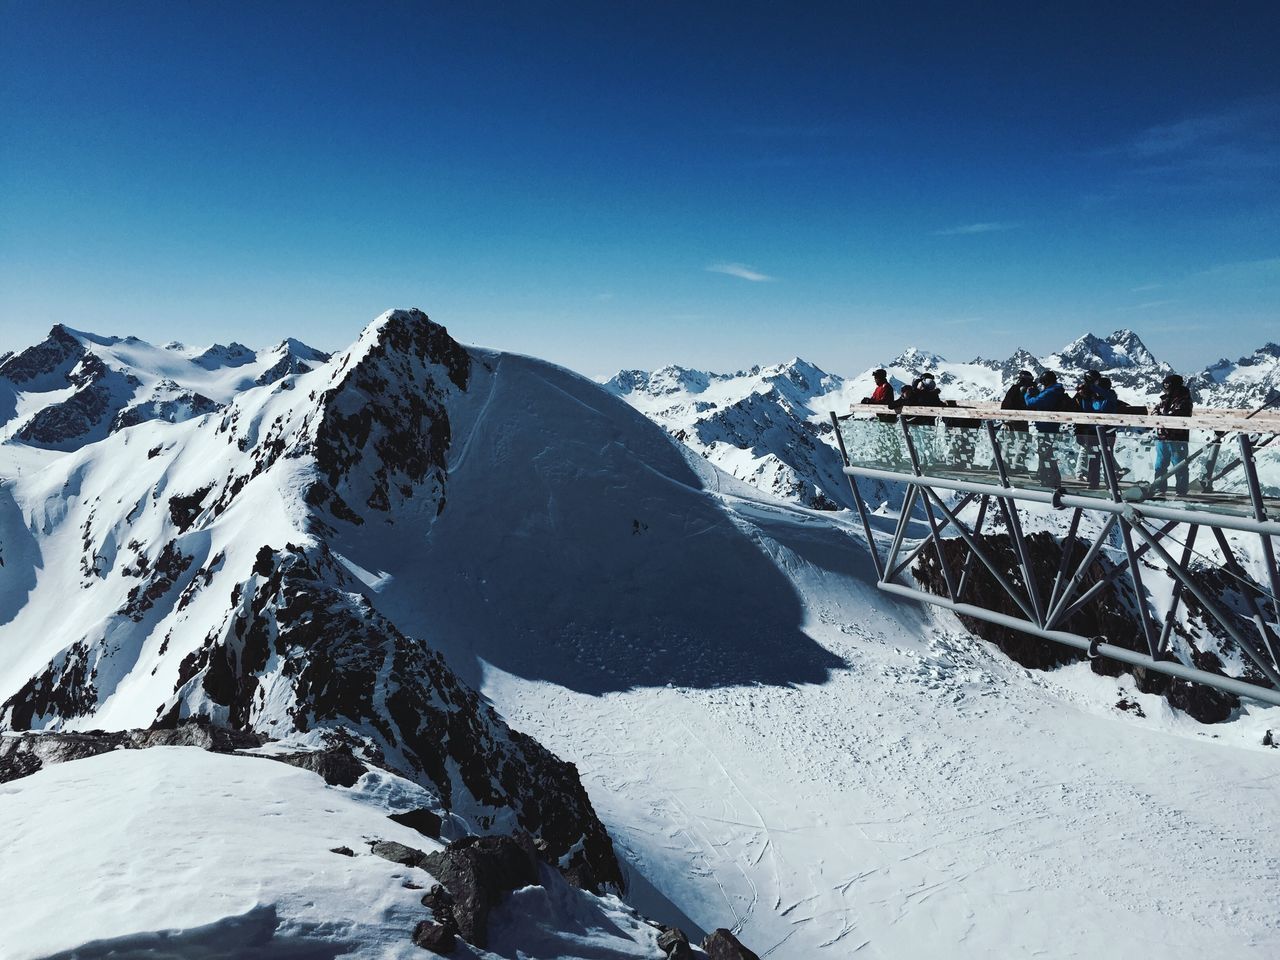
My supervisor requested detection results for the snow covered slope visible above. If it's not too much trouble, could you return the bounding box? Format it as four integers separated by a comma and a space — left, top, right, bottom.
0, 747, 670, 960
0, 324, 329, 449
3, 310, 1278, 958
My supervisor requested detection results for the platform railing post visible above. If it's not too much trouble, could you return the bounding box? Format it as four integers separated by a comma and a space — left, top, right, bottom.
1238, 433, 1280, 646
829, 411, 885, 581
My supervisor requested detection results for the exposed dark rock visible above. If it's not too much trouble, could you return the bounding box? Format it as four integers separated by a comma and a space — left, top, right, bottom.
159, 543, 623, 889
168, 486, 212, 533
0, 324, 84, 384
913, 530, 1257, 725
1165, 678, 1238, 724
391, 807, 444, 839
1264, 729, 1276, 748
658, 926, 694, 958
1115, 698, 1146, 717
412, 920, 457, 954
371, 840, 430, 868
272, 744, 367, 787
702, 928, 760, 960
420, 834, 540, 948
0, 720, 264, 784
330, 846, 356, 857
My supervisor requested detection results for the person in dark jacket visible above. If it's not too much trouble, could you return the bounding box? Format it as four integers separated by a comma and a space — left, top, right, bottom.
999, 370, 1035, 473
860, 368, 894, 406
1024, 371, 1071, 486
1152, 373, 1192, 497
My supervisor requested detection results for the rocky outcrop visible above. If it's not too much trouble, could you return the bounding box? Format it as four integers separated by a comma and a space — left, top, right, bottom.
0, 720, 264, 784
701, 928, 760, 959
420, 834, 541, 948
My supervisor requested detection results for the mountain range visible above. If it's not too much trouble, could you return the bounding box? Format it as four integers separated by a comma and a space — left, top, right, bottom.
2, 315, 1278, 959
606, 329, 1280, 511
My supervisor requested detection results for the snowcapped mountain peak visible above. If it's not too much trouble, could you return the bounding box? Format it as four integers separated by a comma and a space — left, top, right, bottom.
192, 341, 256, 370
1050, 329, 1163, 373
888, 346, 946, 372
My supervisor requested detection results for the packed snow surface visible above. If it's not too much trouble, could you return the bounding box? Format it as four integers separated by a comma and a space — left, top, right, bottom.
0, 747, 667, 960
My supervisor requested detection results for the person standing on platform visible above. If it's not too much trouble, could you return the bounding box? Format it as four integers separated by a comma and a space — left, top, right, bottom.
1024, 371, 1071, 487
1000, 370, 1035, 474
1152, 373, 1192, 498
860, 369, 894, 406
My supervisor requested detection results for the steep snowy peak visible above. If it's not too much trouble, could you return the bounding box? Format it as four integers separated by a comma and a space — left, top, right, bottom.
1046, 329, 1164, 373
0, 323, 331, 450
0, 308, 621, 891
887, 346, 947, 371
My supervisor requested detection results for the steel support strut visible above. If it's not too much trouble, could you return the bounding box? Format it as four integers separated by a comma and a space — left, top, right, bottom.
900, 418, 958, 602
1239, 434, 1280, 648
985, 421, 1045, 626
1100, 437, 1159, 659
1127, 520, 1280, 690
830, 410, 885, 581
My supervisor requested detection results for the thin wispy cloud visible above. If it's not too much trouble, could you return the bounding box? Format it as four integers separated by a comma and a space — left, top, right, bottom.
1130, 282, 1164, 293
1112, 93, 1280, 191
707, 262, 776, 282
1193, 257, 1280, 282
933, 222, 1019, 236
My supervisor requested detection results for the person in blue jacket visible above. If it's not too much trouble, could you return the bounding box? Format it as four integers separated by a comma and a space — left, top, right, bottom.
1023, 371, 1071, 486
1075, 377, 1121, 488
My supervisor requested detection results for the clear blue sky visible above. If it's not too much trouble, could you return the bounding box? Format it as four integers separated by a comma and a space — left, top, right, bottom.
2, 1, 1278, 377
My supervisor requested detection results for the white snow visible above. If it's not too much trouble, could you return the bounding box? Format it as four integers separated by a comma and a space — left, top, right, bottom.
0, 747, 669, 960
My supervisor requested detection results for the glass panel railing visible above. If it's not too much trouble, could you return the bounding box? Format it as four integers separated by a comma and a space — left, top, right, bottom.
839, 416, 912, 472
840, 414, 1280, 518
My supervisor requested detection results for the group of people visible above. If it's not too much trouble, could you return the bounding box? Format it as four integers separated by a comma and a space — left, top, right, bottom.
860, 366, 1195, 497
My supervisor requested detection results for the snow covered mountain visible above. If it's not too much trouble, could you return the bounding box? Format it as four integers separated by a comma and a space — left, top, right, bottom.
607, 329, 1280, 513
0, 324, 330, 449
3, 311, 1279, 958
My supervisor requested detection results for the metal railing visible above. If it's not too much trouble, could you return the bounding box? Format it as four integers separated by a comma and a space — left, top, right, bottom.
831, 407, 1280, 708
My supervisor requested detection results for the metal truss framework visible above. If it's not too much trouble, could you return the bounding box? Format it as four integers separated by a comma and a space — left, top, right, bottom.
831, 413, 1280, 708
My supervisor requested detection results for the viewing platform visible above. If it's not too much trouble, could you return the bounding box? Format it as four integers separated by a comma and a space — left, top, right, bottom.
830, 402, 1280, 708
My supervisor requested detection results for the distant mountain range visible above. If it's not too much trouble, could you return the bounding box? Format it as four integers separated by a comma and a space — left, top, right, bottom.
606, 329, 1280, 510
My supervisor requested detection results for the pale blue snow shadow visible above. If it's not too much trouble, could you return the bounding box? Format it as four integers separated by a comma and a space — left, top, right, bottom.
37, 904, 354, 960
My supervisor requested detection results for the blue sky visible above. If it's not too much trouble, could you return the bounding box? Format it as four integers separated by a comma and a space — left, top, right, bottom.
2, 2, 1278, 377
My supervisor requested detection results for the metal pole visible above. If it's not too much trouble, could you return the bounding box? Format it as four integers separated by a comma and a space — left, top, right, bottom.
1042, 515, 1117, 630
888, 492, 978, 580
920, 487, 1038, 622
1157, 525, 1199, 655
984, 420, 1045, 626
1209, 526, 1280, 672
900, 418, 959, 602
956, 495, 990, 600
1127, 519, 1280, 690
882, 484, 920, 580
1047, 519, 1180, 629
1238, 434, 1280, 647
875, 580, 1280, 707
829, 410, 885, 581
843, 465, 1280, 538
1046, 507, 1083, 615
1100, 435, 1160, 659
